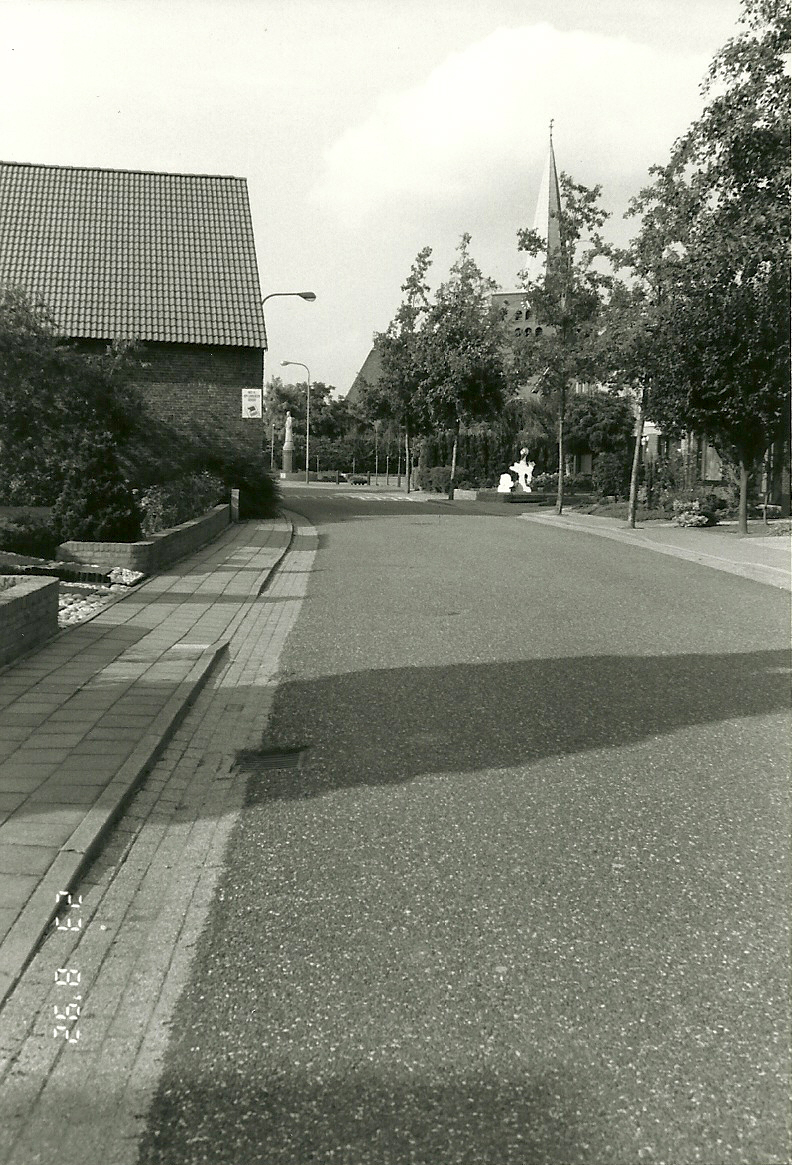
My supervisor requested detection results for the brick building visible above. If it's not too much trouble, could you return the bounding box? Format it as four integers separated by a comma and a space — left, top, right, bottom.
0, 160, 267, 457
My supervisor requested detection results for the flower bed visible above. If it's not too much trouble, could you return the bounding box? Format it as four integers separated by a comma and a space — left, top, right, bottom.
56, 504, 231, 575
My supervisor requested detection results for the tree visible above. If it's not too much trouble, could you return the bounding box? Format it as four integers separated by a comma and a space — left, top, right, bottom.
361, 247, 433, 491
565, 392, 634, 459
417, 234, 507, 495
0, 287, 145, 503
634, 0, 790, 533
516, 175, 615, 513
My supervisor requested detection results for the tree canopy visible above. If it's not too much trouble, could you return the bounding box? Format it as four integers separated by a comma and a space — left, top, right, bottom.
630, 0, 790, 528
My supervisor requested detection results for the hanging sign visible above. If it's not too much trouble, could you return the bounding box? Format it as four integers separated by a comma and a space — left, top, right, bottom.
242, 389, 262, 418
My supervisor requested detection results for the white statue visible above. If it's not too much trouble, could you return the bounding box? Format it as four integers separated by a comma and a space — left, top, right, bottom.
509, 448, 535, 493
497, 472, 515, 493
283, 411, 294, 450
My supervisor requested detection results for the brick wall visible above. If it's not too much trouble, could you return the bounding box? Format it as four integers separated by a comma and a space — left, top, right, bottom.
0, 576, 59, 668
75, 339, 266, 459
137, 342, 264, 458
57, 504, 231, 574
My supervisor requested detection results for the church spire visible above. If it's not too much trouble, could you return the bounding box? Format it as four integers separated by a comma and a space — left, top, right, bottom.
545, 121, 562, 266
523, 123, 563, 285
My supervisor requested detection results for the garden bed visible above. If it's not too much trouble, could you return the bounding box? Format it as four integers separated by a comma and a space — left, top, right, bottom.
56, 503, 231, 575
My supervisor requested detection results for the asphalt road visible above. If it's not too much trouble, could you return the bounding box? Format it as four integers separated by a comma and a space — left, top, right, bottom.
139, 490, 791, 1165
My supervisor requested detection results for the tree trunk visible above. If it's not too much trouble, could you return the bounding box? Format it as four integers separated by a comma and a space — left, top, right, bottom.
405, 423, 411, 494
738, 455, 749, 536
396, 427, 402, 488
448, 418, 460, 500
627, 387, 647, 529
556, 383, 566, 516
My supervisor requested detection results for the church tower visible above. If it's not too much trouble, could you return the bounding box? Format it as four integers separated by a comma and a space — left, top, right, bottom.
492, 123, 563, 340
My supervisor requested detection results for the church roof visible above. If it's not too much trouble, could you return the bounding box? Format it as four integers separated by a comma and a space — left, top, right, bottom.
346, 344, 384, 404
0, 161, 267, 348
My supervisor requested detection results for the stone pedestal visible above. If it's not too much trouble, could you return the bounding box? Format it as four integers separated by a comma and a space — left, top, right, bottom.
282, 448, 293, 474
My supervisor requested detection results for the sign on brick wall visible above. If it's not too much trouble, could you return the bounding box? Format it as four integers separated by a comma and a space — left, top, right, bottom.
242, 388, 262, 418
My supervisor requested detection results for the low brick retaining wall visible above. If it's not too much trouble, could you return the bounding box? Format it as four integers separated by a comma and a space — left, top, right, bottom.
56, 504, 231, 575
0, 575, 59, 668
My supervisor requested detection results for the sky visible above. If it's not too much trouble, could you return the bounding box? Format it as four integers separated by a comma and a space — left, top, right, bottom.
0, 0, 745, 397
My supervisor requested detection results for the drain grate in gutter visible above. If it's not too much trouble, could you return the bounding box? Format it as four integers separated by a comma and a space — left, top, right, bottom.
234, 746, 307, 773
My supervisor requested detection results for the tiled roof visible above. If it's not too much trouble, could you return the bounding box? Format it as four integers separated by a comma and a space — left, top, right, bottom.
0, 162, 267, 348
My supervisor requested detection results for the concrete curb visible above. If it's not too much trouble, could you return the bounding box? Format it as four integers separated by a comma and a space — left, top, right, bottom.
521, 513, 791, 591
0, 639, 229, 1008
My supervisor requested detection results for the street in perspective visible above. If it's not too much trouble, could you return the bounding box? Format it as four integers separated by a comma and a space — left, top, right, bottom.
0, 485, 789, 1165
0, 1, 790, 1163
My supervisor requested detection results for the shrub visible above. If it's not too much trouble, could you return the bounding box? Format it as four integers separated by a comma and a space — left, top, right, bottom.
567, 473, 594, 492
593, 452, 631, 499
532, 472, 559, 492
53, 436, 142, 542
232, 453, 280, 519
673, 499, 718, 527
0, 515, 59, 558
417, 465, 453, 493
138, 472, 227, 535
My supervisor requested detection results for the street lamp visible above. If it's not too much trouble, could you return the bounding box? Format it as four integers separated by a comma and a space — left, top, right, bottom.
261, 292, 316, 466
281, 360, 311, 484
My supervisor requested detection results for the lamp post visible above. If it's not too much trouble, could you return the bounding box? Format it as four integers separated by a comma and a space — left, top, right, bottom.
281, 360, 311, 484
261, 292, 316, 465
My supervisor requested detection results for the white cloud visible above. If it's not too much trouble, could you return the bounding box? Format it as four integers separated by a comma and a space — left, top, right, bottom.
310, 23, 709, 220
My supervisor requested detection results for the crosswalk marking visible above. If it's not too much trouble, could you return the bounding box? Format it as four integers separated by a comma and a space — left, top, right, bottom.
344, 493, 425, 502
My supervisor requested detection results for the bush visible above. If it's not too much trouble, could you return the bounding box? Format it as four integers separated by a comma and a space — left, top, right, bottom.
417, 465, 453, 493
532, 472, 558, 492
568, 473, 594, 492
231, 454, 280, 519
138, 472, 226, 535
0, 515, 59, 558
53, 436, 142, 543
593, 452, 631, 499
673, 499, 718, 527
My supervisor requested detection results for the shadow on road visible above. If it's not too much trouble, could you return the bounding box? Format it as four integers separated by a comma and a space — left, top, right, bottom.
138, 1063, 596, 1165
241, 648, 791, 802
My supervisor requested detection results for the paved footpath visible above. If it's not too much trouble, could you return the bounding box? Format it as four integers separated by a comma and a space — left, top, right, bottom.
0, 514, 317, 1165
521, 510, 792, 591
0, 517, 293, 1008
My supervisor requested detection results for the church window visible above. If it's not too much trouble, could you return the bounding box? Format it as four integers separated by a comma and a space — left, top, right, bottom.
514, 310, 522, 321
534, 326, 543, 336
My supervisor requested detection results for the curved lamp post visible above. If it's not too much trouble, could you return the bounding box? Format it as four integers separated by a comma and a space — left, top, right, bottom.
281, 360, 311, 484
261, 292, 316, 465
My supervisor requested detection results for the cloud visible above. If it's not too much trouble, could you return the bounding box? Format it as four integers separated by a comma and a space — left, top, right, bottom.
310, 23, 708, 220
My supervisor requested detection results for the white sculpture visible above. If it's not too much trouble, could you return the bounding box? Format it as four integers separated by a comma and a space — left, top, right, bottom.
509, 449, 535, 493
283, 411, 294, 450
497, 472, 515, 493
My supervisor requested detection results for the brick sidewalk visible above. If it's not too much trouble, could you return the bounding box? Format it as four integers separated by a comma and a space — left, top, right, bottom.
0, 517, 293, 1007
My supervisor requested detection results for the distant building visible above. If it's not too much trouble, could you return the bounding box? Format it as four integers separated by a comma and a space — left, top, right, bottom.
0, 160, 268, 456
491, 126, 563, 347
345, 344, 383, 409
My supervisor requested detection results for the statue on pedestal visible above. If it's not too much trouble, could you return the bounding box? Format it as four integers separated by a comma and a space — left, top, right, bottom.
282, 410, 294, 474
509, 448, 535, 492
